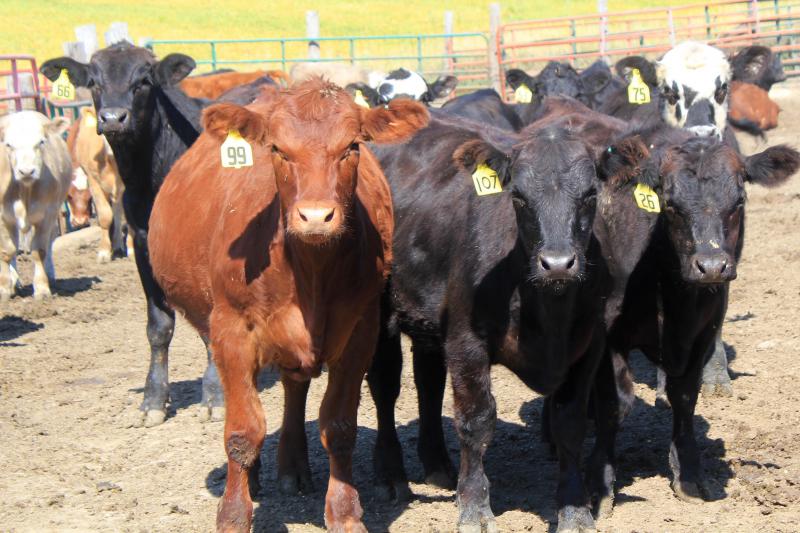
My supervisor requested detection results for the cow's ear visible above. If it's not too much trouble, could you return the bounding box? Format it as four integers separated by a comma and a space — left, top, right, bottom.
154, 53, 196, 86
345, 83, 382, 107
360, 99, 429, 144
733, 46, 770, 80
579, 66, 612, 95
505, 69, 535, 90
202, 103, 268, 144
41, 57, 90, 87
427, 75, 458, 101
615, 56, 658, 86
597, 135, 650, 186
46, 117, 71, 137
744, 144, 800, 187
454, 139, 512, 186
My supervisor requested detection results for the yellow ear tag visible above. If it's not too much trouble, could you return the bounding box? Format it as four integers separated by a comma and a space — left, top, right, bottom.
514, 84, 533, 104
472, 163, 503, 196
353, 90, 370, 108
627, 68, 650, 105
634, 183, 660, 213
220, 130, 253, 169
52, 69, 75, 100
84, 112, 97, 129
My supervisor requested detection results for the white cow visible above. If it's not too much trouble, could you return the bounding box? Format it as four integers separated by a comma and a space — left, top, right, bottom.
0, 111, 71, 300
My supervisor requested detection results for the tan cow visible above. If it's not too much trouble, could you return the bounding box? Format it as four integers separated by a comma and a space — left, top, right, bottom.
66, 107, 132, 262
0, 111, 71, 300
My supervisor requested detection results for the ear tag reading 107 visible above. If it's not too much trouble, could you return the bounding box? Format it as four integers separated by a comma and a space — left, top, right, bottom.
353, 90, 370, 108
220, 130, 253, 169
627, 68, 650, 105
472, 163, 503, 196
634, 183, 660, 213
514, 84, 533, 104
52, 69, 75, 100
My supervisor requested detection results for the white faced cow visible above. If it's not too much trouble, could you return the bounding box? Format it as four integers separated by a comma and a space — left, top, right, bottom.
0, 111, 71, 300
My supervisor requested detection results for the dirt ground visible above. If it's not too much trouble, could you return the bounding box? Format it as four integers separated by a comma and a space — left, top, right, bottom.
3, 83, 800, 533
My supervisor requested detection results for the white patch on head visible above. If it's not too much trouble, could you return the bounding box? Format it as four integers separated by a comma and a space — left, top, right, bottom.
72, 167, 89, 190
378, 70, 429, 101
367, 70, 387, 89
2, 111, 49, 181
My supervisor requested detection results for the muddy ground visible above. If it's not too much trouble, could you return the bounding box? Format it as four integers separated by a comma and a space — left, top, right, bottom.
2, 82, 800, 533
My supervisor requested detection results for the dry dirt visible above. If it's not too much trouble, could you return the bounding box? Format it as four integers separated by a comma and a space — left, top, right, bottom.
3, 82, 800, 533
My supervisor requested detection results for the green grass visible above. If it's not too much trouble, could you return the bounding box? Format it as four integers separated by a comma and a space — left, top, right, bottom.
1, 0, 679, 68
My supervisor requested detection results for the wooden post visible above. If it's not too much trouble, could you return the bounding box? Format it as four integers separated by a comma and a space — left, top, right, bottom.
443, 11, 454, 75
74, 25, 97, 56
488, 3, 502, 94
62, 42, 88, 63
306, 11, 320, 60
104, 22, 130, 46
598, 0, 608, 58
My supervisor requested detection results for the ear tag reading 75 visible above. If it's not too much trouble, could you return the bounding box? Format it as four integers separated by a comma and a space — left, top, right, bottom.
627, 68, 650, 105
472, 163, 503, 196
514, 84, 533, 104
634, 183, 660, 213
220, 130, 253, 169
353, 90, 370, 108
53, 69, 75, 100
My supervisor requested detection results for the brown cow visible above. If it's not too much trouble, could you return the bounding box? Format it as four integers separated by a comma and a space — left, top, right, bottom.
148, 79, 428, 532
728, 80, 781, 133
65, 107, 133, 261
179, 70, 291, 99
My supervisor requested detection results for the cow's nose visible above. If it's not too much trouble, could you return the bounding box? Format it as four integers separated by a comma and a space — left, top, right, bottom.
688, 125, 717, 137
98, 108, 129, 130
537, 251, 578, 278
692, 253, 732, 283
16, 166, 36, 179
297, 206, 335, 224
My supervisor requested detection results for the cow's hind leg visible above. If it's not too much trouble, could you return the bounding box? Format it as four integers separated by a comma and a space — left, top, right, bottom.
367, 317, 410, 501
30, 222, 55, 300
0, 222, 17, 301
701, 329, 732, 397
277, 376, 313, 494
213, 333, 265, 533
200, 338, 225, 422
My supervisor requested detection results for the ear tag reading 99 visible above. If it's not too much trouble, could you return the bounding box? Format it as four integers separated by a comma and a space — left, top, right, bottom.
514, 84, 533, 104
634, 183, 660, 213
627, 68, 650, 105
220, 130, 253, 169
353, 90, 370, 108
53, 69, 75, 100
472, 163, 503, 196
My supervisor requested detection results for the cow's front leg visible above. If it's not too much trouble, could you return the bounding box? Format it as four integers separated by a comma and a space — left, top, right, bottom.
278, 375, 312, 494
200, 337, 225, 422
0, 222, 16, 301
701, 328, 732, 397
213, 330, 265, 533
447, 330, 497, 533
30, 223, 55, 300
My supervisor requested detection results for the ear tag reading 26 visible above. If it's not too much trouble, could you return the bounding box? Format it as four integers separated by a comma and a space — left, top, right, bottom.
634, 183, 660, 213
514, 84, 533, 104
353, 90, 370, 108
627, 68, 650, 105
472, 163, 503, 196
53, 69, 75, 100
220, 130, 253, 169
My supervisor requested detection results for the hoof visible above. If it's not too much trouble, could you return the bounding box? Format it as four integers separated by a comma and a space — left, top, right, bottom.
143, 409, 167, 427
701, 381, 733, 398
199, 405, 225, 422
33, 289, 52, 301
327, 520, 367, 533
374, 479, 412, 503
424, 468, 457, 490
97, 250, 112, 264
457, 519, 498, 533
278, 472, 313, 495
671, 479, 707, 503
557, 505, 597, 533
593, 492, 614, 520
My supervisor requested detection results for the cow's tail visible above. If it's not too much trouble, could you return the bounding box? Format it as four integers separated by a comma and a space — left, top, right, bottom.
728, 116, 766, 139
267, 70, 292, 88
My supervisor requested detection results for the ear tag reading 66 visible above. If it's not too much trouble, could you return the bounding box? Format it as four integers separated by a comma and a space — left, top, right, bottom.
627, 68, 650, 105
353, 90, 370, 108
634, 183, 660, 213
472, 163, 503, 196
220, 130, 253, 169
53, 69, 75, 100
514, 84, 533, 104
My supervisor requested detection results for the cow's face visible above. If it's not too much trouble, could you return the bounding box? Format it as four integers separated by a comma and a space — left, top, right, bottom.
203, 80, 429, 246
0, 112, 69, 184
658, 42, 731, 138
41, 44, 195, 140
537, 62, 582, 98
657, 140, 799, 283
67, 168, 92, 227
376, 69, 457, 104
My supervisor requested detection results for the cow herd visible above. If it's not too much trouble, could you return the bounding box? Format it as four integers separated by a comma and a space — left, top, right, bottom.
0, 38, 795, 532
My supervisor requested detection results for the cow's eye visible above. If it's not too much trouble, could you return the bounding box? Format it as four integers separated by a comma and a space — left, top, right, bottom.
715, 83, 728, 104
271, 145, 288, 160
511, 193, 527, 209
38, 139, 46, 146
341, 142, 360, 161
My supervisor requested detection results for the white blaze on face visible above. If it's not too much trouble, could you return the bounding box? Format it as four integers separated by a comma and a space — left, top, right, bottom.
658, 41, 731, 138
72, 167, 89, 190
2, 111, 48, 182
377, 69, 429, 102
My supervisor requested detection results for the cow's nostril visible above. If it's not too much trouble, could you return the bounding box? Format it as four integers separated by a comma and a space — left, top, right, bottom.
118, 110, 128, 123
540, 257, 551, 271
324, 209, 335, 223
719, 261, 727, 273
696, 260, 706, 274
566, 256, 575, 270
298, 210, 308, 222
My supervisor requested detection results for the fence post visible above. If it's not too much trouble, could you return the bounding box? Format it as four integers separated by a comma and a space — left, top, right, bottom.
104, 22, 130, 46
306, 11, 320, 60
667, 9, 676, 47
443, 11, 454, 74
598, 0, 608, 57
74, 25, 97, 57
489, 3, 502, 94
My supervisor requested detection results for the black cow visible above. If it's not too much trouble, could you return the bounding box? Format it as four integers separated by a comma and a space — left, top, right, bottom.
366, 112, 650, 532
40, 43, 253, 427
730, 45, 787, 91
506, 60, 614, 109
438, 89, 525, 131
345, 68, 457, 107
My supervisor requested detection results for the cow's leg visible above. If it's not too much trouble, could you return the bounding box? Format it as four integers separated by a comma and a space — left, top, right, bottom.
30, 221, 54, 300
0, 221, 17, 301
132, 229, 175, 427
366, 317, 410, 501
701, 328, 732, 397
414, 340, 456, 489
109, 180, 128, 258
550, 333, 602, 533
320, 310, 378, 533
448, 331, 497, 533
277, 375, 313, 494
89, 172, 114, 263
665, 341, 711, 502
200, 337, 225, 422
214, 333, 264, 533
